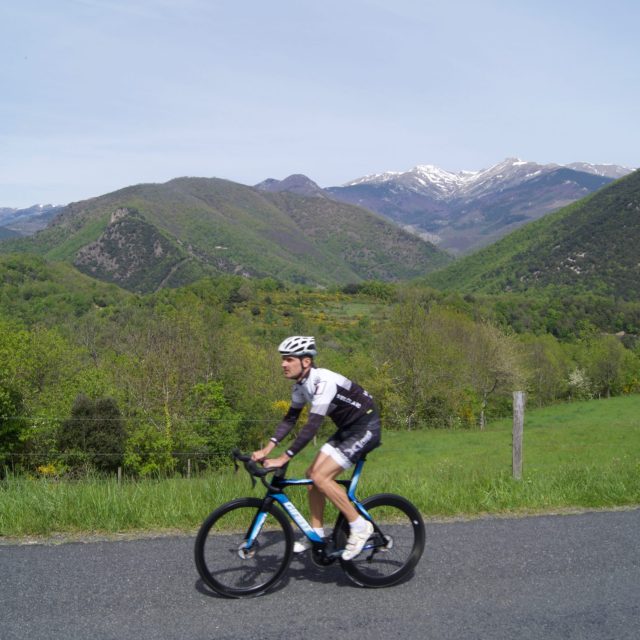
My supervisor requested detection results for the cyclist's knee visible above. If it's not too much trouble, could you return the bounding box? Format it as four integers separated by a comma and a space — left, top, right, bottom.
308, 467, 323, 486
309, 468, 334, 491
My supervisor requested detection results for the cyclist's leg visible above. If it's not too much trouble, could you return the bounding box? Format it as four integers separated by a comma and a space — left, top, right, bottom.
306, 451, 331, 529
317, 416, 381, 559
307, 454, 359, 523
292, 451, 330, 553
311, 414, 381, 524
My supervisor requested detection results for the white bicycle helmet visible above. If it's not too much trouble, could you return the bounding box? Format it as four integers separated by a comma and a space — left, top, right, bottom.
278, 336, 317, 357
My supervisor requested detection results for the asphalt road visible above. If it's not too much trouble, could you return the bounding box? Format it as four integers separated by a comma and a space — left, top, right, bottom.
1, 509, 638, 640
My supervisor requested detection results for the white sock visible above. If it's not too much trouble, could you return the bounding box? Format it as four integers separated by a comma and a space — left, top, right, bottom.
313, 527, 325, 538
349, 516, 368, 532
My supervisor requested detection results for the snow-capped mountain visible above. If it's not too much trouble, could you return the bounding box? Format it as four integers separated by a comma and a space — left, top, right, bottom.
565, 162, 632, 179
342, 158, 632, 202
328, 158, 634, 254
0, 203, 64, 237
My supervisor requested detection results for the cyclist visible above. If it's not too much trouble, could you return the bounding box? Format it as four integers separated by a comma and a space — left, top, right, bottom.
252, 336, 381, 561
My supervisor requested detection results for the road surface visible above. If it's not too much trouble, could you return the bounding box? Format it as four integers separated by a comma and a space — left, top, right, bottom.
1, 509, 638, 639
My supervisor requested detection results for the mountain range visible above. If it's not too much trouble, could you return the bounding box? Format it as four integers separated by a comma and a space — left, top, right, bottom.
5, 158, 631, 259
257, 159, 632, 254
0, 204, 63, 237
1, 158, 636, 297
329, 159, 633, 254
0, 177, 450, 293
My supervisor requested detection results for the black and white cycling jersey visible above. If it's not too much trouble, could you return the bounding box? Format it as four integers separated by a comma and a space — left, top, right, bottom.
271, 367, 375, 457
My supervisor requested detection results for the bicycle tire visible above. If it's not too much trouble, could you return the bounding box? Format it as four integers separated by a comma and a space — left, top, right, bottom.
335, 493, 425, 588
194, 497, 294, 598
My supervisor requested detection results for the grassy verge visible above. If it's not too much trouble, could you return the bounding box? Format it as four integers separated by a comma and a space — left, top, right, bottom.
1, 396, 638, 538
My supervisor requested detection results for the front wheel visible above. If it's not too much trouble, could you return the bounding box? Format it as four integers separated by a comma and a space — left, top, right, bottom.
335, 493, 425, 588
194, 497, 294, 598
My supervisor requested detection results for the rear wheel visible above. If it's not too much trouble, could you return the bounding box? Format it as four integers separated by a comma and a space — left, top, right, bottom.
335, 493, 425, 588
194, 497, 293, 598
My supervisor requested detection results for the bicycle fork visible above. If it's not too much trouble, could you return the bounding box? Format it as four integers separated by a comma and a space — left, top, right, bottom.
240, 496, 277, 555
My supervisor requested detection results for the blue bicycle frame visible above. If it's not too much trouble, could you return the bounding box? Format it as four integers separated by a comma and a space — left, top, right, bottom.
245, 458, 371, 550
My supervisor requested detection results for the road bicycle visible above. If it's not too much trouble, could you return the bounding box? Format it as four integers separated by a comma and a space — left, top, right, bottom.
194, 449, 425, 598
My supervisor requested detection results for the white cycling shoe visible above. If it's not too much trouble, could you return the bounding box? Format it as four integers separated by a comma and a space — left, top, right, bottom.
293, 539, 310, 554
342, 520, 374, 561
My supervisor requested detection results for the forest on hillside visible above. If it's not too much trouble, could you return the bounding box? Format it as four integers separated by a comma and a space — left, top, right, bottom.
424, 169, 640, 298
1, 254, 639, 478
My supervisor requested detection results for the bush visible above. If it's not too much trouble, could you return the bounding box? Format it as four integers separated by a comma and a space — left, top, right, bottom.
177, 381, 243, 470
58, 395, 126, 473
124, 423, 175, 477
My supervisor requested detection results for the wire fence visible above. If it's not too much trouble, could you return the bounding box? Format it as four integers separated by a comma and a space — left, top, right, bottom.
2, 451, 236, 479
0, 416, 276, 423
1, 413, 280, 477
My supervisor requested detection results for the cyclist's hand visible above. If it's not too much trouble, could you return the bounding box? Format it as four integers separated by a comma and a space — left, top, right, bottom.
263, 453, 291, 469
251, 442, 275, 462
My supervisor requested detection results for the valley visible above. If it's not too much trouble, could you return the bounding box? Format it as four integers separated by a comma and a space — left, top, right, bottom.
0, 160, 638, 483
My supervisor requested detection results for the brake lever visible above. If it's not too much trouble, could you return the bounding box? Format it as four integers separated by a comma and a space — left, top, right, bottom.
231, 449, 257, 487
248, 465, 257, 489
231, 448, 240, 474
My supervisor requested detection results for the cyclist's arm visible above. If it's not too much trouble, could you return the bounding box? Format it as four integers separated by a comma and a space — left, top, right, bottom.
253, 405, 302, 461
270, 405, 303, 446
283, 412, 324, 458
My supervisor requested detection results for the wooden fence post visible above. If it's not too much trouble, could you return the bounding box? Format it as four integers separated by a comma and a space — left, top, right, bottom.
187, 458, 191, 479
512, 391, 525, 480
117, 466, 123, 485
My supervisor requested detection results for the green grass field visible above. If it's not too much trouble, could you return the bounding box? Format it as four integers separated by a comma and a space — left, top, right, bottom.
1, 395, 638, 539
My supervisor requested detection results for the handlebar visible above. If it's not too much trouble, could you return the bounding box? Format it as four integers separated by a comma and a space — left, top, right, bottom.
232, 449, 287, 490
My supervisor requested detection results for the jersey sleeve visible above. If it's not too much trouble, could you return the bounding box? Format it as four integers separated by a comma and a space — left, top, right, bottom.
285, 413, 324, 457
271, 406, 302, 444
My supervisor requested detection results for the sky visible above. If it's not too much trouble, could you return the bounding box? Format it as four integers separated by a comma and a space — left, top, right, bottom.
1, 0, 639, 208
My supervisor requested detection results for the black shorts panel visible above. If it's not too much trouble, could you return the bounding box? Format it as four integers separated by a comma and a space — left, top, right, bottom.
326, 411, 381, 465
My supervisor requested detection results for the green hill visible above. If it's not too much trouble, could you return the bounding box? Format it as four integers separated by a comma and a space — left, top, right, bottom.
424, 170, 640, 299
0, 253, 130, 324
1, 177, 451, 293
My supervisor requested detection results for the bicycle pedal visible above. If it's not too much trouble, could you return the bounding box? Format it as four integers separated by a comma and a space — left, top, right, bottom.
310, 541, 339, 566
325, 548, 344, 560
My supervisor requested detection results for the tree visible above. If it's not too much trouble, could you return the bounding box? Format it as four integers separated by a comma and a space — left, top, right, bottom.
376, 300, 525, 429
108, 308, 215, 453
520, 334, 571, 406
58, 394, 126, 473
584, 335, 635, 398
176, 380, 243, 470
465, 322, 525, 429
123, 422, 174, 477
377, 302, 476, 428
0, 384, 24, 473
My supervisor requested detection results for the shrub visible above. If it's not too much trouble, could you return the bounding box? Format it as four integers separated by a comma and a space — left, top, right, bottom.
58, 395, 126, 473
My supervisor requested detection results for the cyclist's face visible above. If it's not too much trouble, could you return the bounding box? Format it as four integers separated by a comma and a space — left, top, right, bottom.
281, 356, 310, 379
